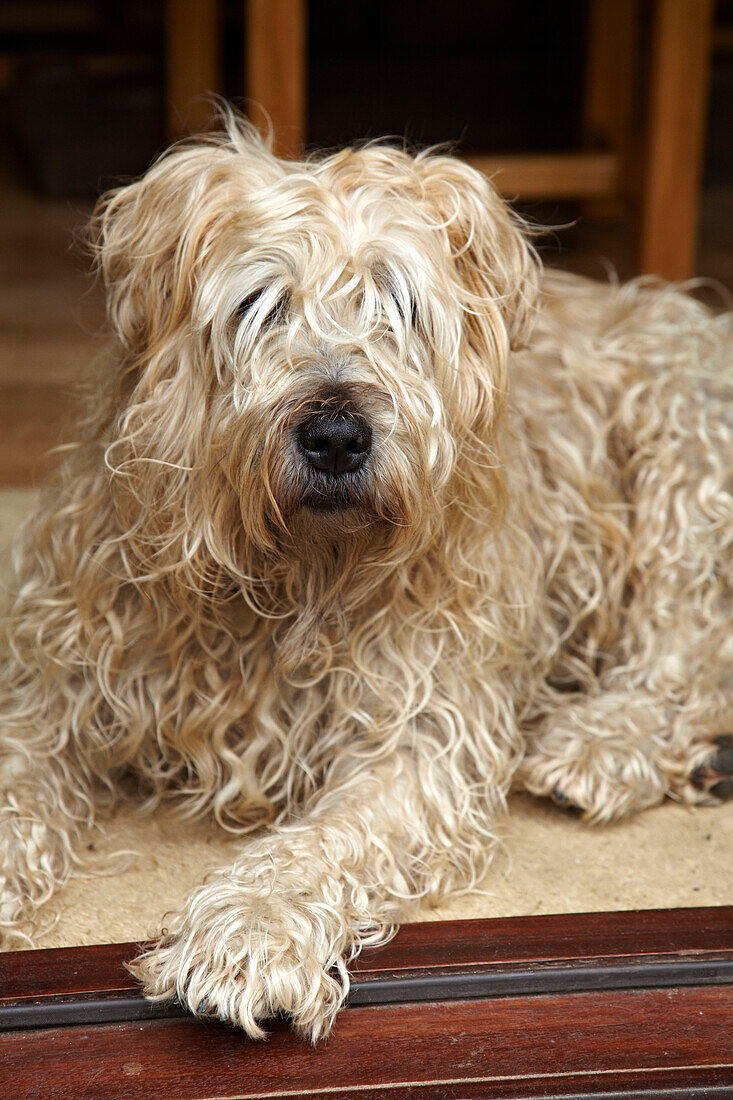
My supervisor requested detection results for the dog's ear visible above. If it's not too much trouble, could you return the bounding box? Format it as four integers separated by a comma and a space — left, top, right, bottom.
417, 155, 539, 353
90, 122, 281, 353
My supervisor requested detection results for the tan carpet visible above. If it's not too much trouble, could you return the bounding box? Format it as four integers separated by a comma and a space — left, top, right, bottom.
1, 488, 731, 950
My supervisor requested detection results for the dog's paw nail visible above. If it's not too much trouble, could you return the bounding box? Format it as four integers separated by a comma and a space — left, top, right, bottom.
691, 764, 708, 790
710, 778, 733, 802
712, 745, 733, 775
692, 738, 733, 796
550, 787, 582, 814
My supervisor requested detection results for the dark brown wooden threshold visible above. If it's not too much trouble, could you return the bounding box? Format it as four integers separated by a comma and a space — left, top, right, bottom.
1, 906, 731, 1099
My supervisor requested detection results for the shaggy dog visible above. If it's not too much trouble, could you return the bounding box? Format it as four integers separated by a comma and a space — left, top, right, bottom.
1, 117, 732, 1040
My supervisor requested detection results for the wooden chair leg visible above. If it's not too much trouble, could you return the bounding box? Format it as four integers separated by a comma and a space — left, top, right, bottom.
165, 0, 221, 139
638, 0, 713, 280
245, 0, 307, 159
583, 0, 639, 219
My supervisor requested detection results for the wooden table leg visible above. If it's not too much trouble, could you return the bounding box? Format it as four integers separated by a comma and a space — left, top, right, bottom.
246, 0, 307, 159
638, 0, 713, 280
165, 0, 221, 140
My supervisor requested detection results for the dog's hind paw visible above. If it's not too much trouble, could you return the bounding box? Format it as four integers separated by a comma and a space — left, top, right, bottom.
520, 738, 668, 823
549, 787, 582, 815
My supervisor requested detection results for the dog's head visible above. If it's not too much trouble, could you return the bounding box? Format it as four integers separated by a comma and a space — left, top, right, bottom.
93, 116, 538, 609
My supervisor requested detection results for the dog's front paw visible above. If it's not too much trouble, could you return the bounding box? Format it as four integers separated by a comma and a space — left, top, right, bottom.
130, 874, 353, 1041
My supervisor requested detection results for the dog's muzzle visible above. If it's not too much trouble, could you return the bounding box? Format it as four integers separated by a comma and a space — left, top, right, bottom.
297, 410, 372, 478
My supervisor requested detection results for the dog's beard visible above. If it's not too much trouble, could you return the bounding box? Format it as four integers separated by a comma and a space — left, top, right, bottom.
298, 476, 363, 513
277, 458, 372, 519
231, 411, 419, 542
222, 438, 430, 674
199, 352, 452, 672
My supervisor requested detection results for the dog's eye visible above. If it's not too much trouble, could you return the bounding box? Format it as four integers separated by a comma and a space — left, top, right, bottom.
371, 267, 419, 334
235, 291, 263, 319
382, 281, 420, 333
391, 292, 420, 332
234, 290, 289, 328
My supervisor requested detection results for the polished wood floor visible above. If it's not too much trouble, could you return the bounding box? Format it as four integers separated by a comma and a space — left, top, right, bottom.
1, 172, 732, 487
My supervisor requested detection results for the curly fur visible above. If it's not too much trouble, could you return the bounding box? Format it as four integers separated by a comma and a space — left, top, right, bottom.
1, 114, 732, 1040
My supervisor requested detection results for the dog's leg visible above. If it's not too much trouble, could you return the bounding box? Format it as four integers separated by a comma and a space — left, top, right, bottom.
0, 741, 98, 943
131, 748, 504, 1040
0, 590, 107, 941
519, 689, 683, 822
0, 535, 112, 943
520, 669, 733, 824
518, 516, 733, 822
520, 367, 733, 823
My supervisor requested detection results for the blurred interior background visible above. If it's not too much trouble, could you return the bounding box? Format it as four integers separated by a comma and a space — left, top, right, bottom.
1, 0, 732, 488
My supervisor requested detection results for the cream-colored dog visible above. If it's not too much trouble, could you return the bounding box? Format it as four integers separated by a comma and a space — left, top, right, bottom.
1, 116, 732, 1040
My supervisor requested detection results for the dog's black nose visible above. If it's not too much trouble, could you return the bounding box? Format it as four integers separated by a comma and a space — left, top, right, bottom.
297, 412, 372, 476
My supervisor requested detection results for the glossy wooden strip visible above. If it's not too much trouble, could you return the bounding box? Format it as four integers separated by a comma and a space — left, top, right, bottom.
0, 940, 138, 1002
350, 906, 733, 975
3, 906, 730, 1003
1, 987, 730, 1099
4, 954, 732, 1032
